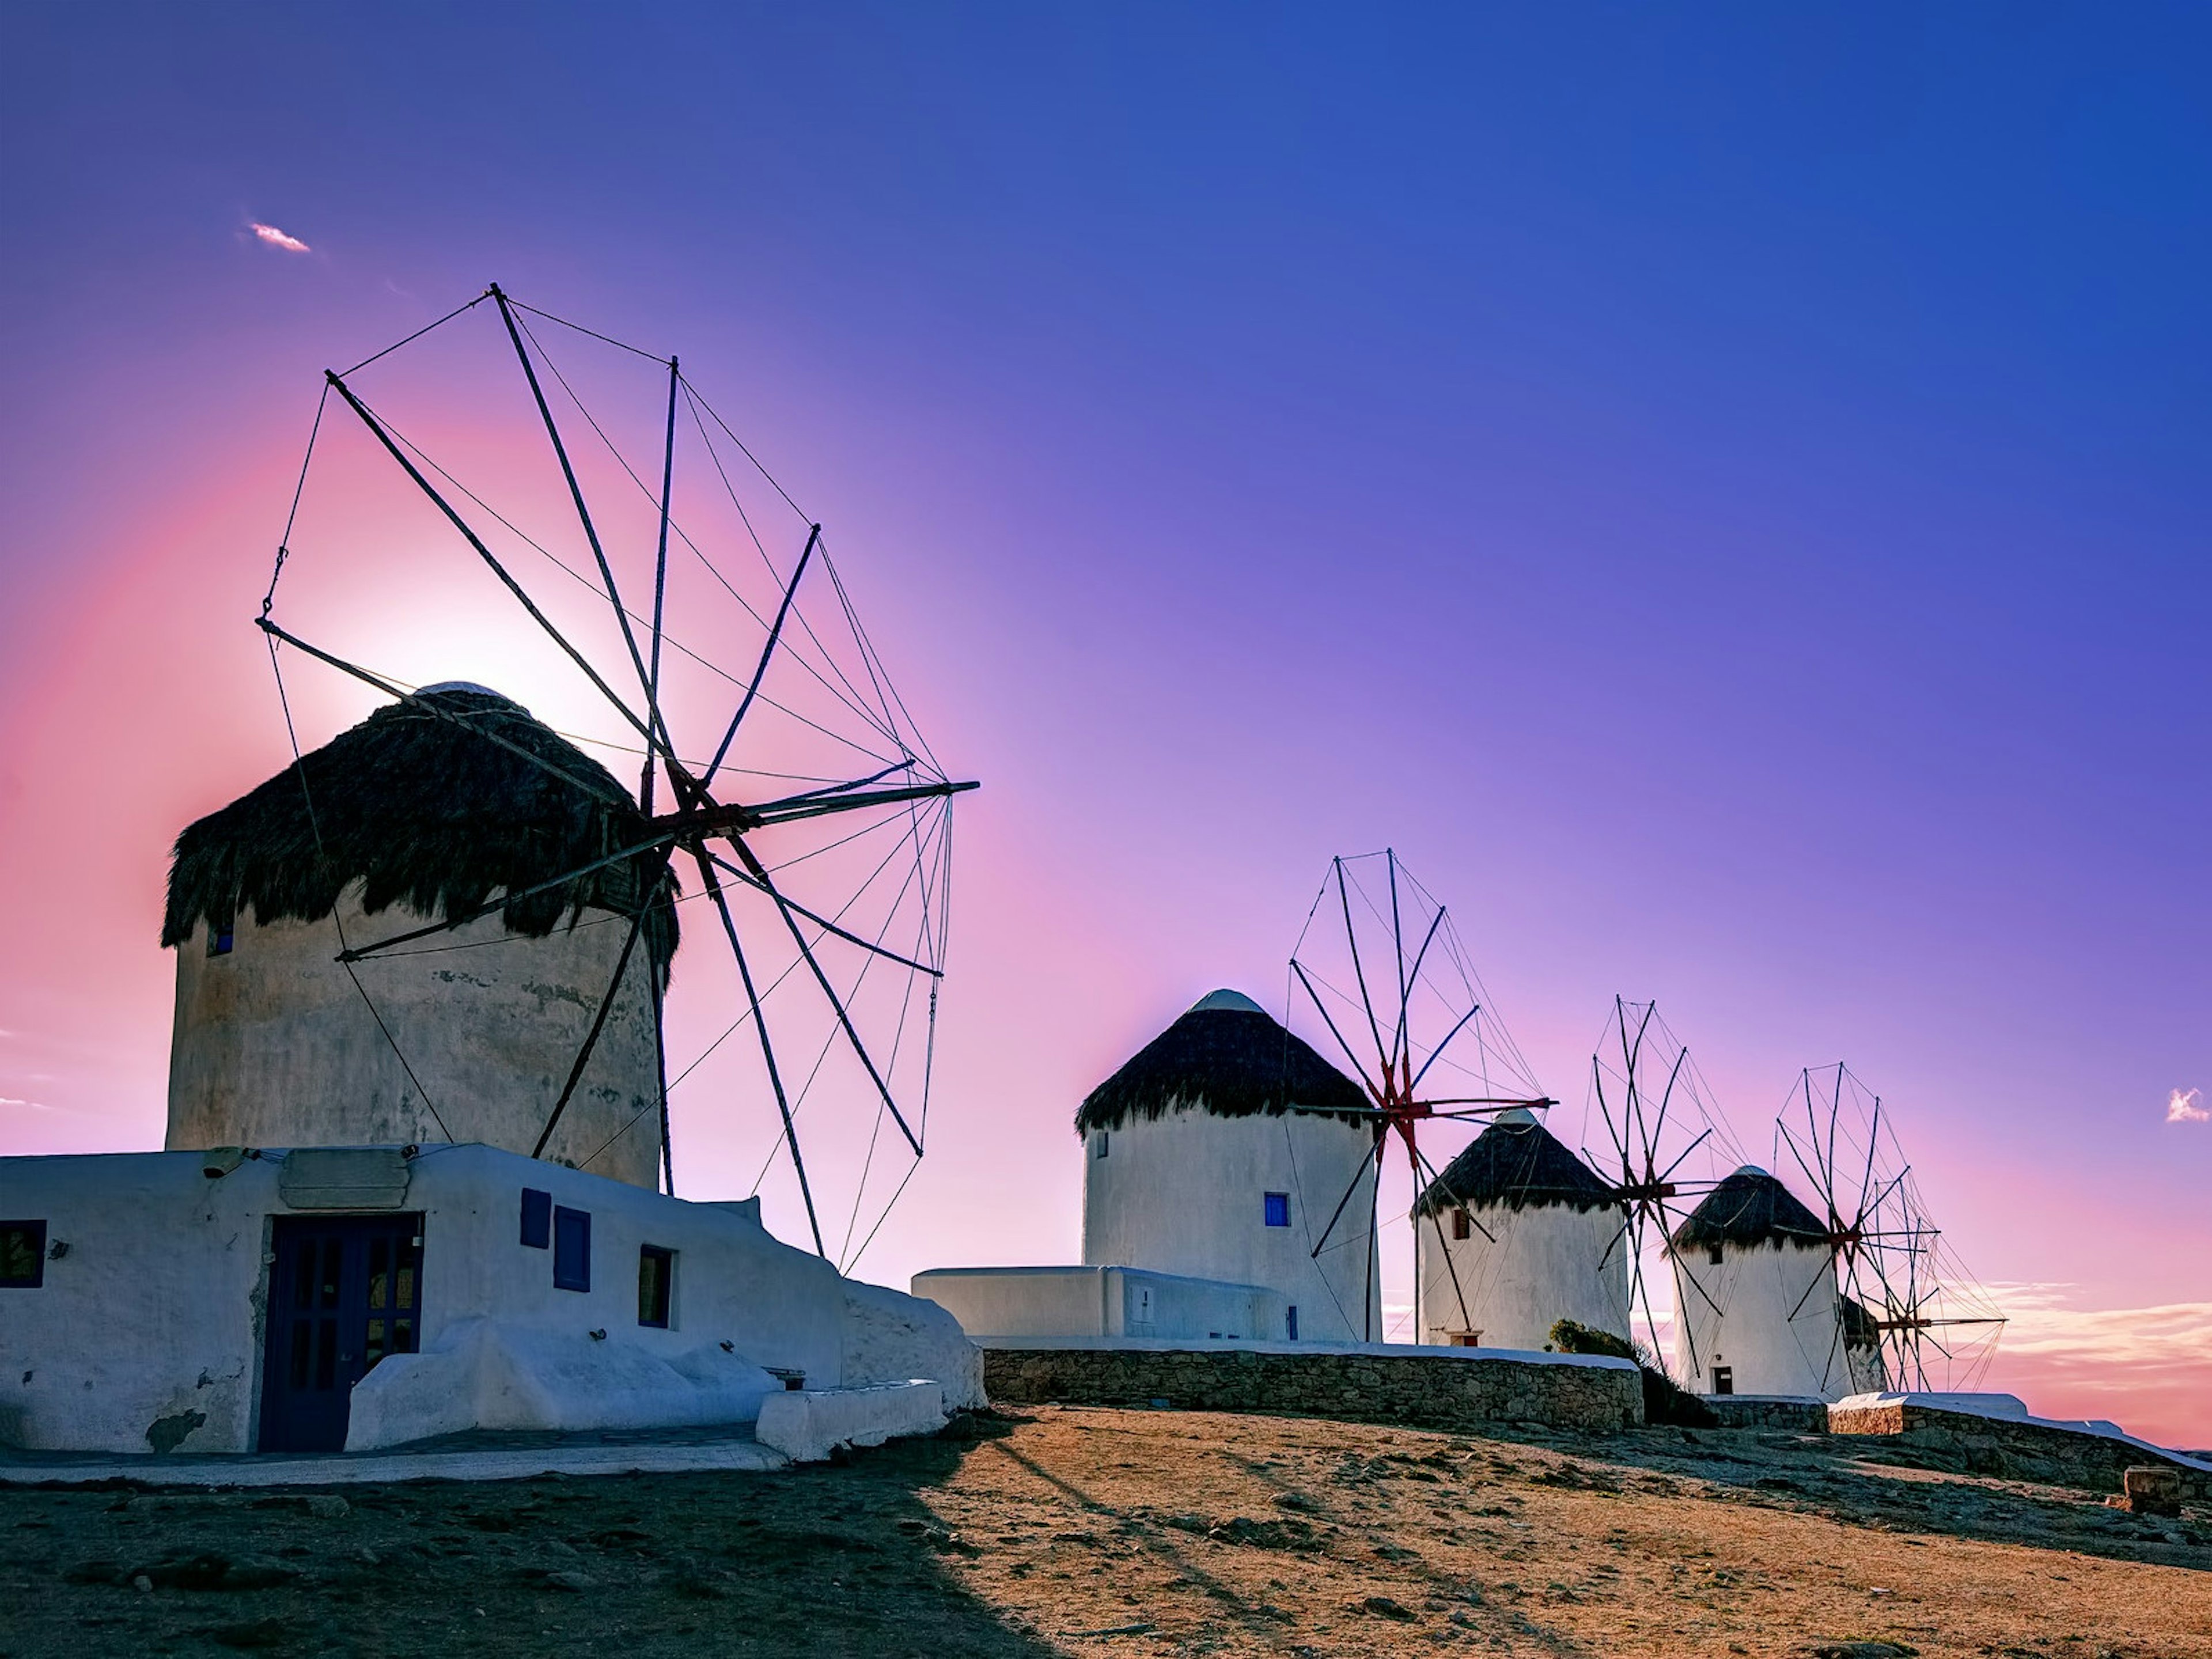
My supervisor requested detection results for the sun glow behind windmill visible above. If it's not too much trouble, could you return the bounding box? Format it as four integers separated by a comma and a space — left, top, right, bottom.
256, 284, 974, 1270
1283, 851, 1553, 1342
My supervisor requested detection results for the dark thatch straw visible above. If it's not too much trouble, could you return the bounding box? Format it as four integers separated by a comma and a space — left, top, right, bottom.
1413, 1117, 1615, 1217
162, 688, 678, 980
1668, 1166, 1825, 1252
1075, 1006, 1369, 1135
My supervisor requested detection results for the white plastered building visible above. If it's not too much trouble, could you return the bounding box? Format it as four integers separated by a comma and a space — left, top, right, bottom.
1411, 1107, 1630, 1351
1077, 989, 1380, 1344
1668, 1164, 1859, 1400
0, 686, 977, 1456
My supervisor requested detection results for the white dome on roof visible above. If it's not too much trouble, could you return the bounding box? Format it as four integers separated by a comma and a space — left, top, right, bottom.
419, 680, 509, 700
1493, 1105, 1540, 1127
1736, 1163, 1770, 1179
1187, 988, 1266, 1015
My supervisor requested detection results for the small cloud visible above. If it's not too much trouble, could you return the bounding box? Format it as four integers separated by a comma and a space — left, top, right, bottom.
2169, 1087, 2209, 1124
0, 1094, 51, 1112
250, 221, 311, 254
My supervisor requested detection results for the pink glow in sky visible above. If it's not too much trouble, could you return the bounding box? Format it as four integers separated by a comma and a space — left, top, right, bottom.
2, 7, 2206, 1450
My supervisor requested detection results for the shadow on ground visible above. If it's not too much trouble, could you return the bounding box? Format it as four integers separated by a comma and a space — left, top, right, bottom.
1452, 1418, 2210, 1573
0, 1414, 1058, 1658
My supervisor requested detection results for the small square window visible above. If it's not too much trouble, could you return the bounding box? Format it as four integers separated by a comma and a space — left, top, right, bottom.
1095, 1131, 1109, 1159
520, 1188, 552, 1249
1, 1220, 47, 1289
1263, 1192, 1290, 1228
1711, 1365, 1734, 1395
1707, 1243, 1725, 1266
207, 924, 234, 957
1451, 1207, 1472, 1241
638, 1245, 673, 1328
552, 1206, 590, 1292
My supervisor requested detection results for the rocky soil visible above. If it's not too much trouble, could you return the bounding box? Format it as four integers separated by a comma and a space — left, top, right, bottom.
1, 1406, 2205, 1657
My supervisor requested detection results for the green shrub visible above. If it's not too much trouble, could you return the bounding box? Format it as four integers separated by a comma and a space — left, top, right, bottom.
1548, 1319, 1715, 1429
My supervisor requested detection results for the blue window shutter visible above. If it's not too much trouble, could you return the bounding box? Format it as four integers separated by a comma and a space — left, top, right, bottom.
553, 1207, 591, 1291
520, 1188, 552, 1249
1263, 1192, 1290, 1228
1286, 1305, 1298, 1341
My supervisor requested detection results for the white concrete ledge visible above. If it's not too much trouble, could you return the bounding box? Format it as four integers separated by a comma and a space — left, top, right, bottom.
0, 1435, 787, 1489
755, 1380, 946, 1463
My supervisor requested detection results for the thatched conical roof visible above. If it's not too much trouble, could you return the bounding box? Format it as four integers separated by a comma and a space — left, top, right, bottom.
1668, 1165, 1826, 1252
1412, 1110, 1616, 1216
1075, 989, 1371, 1135
162, 686, 679, 979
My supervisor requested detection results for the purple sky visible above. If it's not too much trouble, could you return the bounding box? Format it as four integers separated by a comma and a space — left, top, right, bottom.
2, 5, 2206, 1445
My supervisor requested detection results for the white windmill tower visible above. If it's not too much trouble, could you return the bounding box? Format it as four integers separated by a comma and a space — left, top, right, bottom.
1079, 989, 1380, 1343
1411, 1106, 1630, 1351
1667, 1164, 1845, 1398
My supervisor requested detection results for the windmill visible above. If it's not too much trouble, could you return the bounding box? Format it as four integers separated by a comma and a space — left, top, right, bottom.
254, 283, 974, 1270
1775, 1065, 2006, 1393
1283, 851, 1553, 1342
1582, 997, 1742, 1380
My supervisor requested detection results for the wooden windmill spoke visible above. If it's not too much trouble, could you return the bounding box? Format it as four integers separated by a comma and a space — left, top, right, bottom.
1814, 1300, 1850, 1394
1307, 1126, 1383, 1261
705, 524, 820, 788
1406, 1001, 1483, 1093
718, 832, 925, 1158
1410, 1143, 1479, 1337
641, 352, 679, 816
1643, 1249, 1686, 1377
1592, 1059, 1632, 1173
1334, 858, 1394, 1080
321, 371, 662, 757
1857, 1089, 1885, 1237
1385, 851, 1409, 1074
490, 285, 668, 760
1675, 1249, 1727, 1317
695, 848, 824, 1257
1647, 1046, 1690, 1169
1595, 1207, 1637, 1273
1290, 960, 1380, 1093
339, 831, 681, 962
702, 849, 941, 977
1653, 1127, 1714, 1190
1398, 904, 1448, 1065
1425, 1099, 1558, 1115
744, 778, 975, 829
528, 866, 666, 1159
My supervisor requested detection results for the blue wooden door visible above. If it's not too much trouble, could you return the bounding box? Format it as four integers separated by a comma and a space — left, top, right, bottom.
259, 1214, 424, 1453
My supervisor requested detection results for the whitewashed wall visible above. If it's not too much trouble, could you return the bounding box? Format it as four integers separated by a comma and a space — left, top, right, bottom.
167, 889, 664, 1190
1413, 1200, 1631, 1351
911, 1265, 1286, 1341
1671, 1239, 1852, 1399
0, 1143, 977, 1455
1081, 1105, 1379, 1343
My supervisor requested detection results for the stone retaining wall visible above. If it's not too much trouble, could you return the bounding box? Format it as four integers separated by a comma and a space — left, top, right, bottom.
983, 1344, 1642, 1435
1701, 1396, 1830, 1433
1828, 1402, 2211, 1499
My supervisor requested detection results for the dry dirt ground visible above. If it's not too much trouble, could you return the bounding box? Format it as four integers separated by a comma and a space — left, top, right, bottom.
2, 1406, 2206, 1658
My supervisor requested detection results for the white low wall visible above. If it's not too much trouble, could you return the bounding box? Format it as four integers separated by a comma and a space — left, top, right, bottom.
0, 1144, 978, 1453
912, 1265, 1285, 1342
755, 1380, 947, 1463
